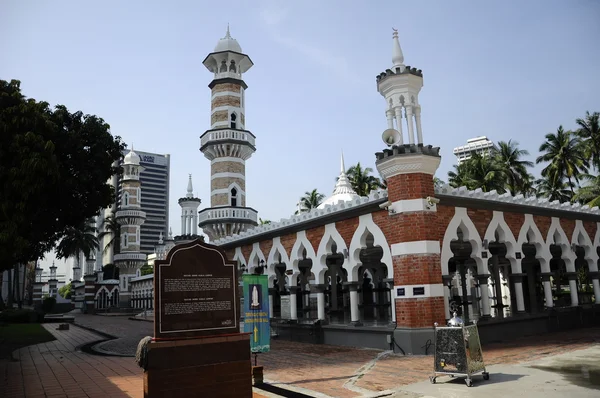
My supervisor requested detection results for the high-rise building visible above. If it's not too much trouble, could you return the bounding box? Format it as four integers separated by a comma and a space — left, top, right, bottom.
453, 136, 497, 164
117, 149, 170, 254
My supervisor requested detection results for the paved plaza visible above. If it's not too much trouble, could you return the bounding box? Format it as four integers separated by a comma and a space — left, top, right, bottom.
0, 314, 599, 398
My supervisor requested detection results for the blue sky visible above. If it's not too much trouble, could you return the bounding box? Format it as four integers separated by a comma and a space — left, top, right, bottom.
2, 0, 599, 273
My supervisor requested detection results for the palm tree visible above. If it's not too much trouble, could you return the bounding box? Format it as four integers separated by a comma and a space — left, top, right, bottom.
448, 153, 505, 193
535, 176, 573, 203
575, 111, 600, 171
296, 189, 325, 214
433, 176, 445, 189
259, 218, 271, 225
56, 218, 99, 275
495, 140, 534, 196
573, 173, 600, 207
343, 162, 384, 196
97, 214, 120, 256
536, 126, 587, 196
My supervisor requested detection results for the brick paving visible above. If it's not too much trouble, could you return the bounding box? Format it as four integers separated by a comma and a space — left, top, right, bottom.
1, 318, 599, 398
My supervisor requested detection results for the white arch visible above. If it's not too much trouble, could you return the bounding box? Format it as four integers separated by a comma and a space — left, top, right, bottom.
289, 231, 317, 284
315, 223, 347, 284
247, 242, 266, 274
546, 217, 576, 272
347, 213, 393, 283
516, 214, 551, 273
267, 237, 291, 286
484, 211, 519, 273
227, 182, 244, 205
440, 207, 484, 274
572, 220, 599, 272
232, 246, 246, 267
95, 286, 110, 300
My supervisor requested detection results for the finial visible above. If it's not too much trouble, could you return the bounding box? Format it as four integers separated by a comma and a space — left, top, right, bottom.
186, 174, 193, 197
340, 150, 346, 174
158, 231, 164, 244
225, 23, 231, 39
392, 27, 404, 69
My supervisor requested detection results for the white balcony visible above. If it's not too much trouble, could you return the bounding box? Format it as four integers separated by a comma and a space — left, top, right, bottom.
201, 129, 256, 148
114, 253, 147, 262
116, 209, 146, 225
198, 206, 258, 225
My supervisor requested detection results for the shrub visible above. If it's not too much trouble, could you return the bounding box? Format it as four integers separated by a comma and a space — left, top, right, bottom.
42, 296, 56, 313
0, 309, 42, 323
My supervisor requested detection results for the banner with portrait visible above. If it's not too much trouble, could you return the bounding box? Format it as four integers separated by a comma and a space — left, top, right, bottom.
242, 274, 270, 353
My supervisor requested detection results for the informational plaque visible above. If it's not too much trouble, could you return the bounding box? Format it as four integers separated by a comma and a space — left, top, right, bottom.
154, 239, 239, 339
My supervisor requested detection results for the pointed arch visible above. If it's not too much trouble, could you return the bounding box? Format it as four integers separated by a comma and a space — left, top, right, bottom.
267, 237, 290, 286
546, 217, 576, 272
347, 213, 392, 282
94, 286, 110, 299
247, 242, 266, 273
572, 220, 598, 272
233, 247, 246, 268
290, 231, 317, 282
516, 214, 551, 272
314, 223, 347, 284
441, 207, 484, 274
484, 211, 519, 273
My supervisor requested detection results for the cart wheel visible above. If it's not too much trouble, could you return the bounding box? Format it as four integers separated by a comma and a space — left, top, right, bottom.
429, 376, 437, 384
483, 372, 490, 380
450, 374, 455, 378
465, 379, 473, 387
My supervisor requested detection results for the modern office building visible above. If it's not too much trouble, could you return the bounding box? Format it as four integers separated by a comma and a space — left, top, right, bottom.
116, 149, 171, 254
452, 136, 497, 164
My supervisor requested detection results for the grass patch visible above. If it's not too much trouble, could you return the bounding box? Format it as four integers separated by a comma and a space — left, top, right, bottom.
0, 323, 56, 360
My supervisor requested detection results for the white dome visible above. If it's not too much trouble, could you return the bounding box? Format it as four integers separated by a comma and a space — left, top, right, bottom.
318, 192, 361, 209
317, 152, 361, 209
124, 148, 140, 165
214, 26, 242, 53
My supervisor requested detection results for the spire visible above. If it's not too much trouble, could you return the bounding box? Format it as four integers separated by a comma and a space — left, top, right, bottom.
186, 174, 194, 198
332, 153, 357, 196
225, 23, 231, 39
340, 150, 346, 174
158, 231, 164, 245
392, 28, 404, 70
168, 227, 173, 240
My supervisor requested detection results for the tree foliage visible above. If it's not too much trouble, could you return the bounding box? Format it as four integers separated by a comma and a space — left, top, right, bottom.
343, 162, 384, 196
296, 189, 325, 213
58, 282, 73, 299
0, 80, 125, 272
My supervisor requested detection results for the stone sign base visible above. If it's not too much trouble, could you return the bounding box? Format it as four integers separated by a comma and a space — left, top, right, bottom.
144, 333, 252, 398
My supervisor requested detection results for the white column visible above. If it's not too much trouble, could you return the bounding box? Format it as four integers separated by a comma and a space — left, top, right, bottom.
386, 110, 394, 129
592, 279, 600, 303
543, 279, 554, 308
181, 214, 185, 235
414, 106, 423, 144
317, 291, 325, 320
192, 213, 198, 235
514, 281, 526, 312
569, 279, 579, 306
268, 294, 274, 319
349, 283, 360, 323
405, 105, 415, 145
477, 275, 492, 317
187, 215, 192, 235
393, 106, 404, 144
289, 292, 297, 320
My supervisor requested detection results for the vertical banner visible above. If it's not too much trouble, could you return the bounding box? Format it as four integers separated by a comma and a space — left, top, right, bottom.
242, 274, 270, 353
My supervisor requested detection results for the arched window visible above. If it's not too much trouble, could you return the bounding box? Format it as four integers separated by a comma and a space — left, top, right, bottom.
123, 192, 129, 207
230, 113, 237, 129
229, 60, 236, 72
230, 188, 238, 207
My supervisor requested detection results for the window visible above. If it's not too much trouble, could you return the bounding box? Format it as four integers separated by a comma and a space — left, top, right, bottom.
230, 188, 238, 207
123, 192, 129, 206
230, 113, 237, 129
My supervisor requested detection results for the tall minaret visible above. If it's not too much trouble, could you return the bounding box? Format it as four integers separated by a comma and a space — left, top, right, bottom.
113, 147, 147, 307
198, 26, 258, 241
178, 174, 201, 236
377, 28, 424, 146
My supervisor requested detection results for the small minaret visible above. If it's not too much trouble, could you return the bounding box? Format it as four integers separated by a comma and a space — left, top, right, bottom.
377, 28, 424, 146
178, 174, 201, 236
48, 261, 58, 298
199, 26, 258, 241
113, 146, 147, 307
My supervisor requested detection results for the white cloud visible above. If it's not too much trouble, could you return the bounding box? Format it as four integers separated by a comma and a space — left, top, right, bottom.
257, 2, 362, 85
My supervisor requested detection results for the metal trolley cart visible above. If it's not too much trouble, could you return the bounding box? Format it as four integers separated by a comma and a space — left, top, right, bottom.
429, 312, 489, 387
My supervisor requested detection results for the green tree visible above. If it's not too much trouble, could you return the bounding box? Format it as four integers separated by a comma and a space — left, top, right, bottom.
535, 176, 573, 203
495, 140, 534, 196
296, 189, 325, 214
102, 263, 119, 280
575, 111, 600, 171
55, 218, 99, 274
0, 79, 125, 273
536, 126, 587, 196
433, 176, 445, 189
343, 162, 384, 196
140, 263, 153, 276
573, 174, 600, 207
448, 153, 505, 193
259, 218, 271, 225
97, 214, 121, 257
58, 282, 73, 299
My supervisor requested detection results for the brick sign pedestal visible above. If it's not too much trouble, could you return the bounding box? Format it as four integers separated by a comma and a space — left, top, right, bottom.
144, 239, 252, 398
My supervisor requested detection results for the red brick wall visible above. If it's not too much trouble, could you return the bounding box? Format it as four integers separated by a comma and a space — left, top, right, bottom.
336, 217, 360, 248
259, 240, 273, 259
386, 173, 435, 201
533, 215, 552, 239
306, 225, 325, 253
241, 245, 252, 264
393, 255, 442, 285
280, 233, 295, 258
504, 213, 525, 239
395, 297, 446, 328
560, 219, 576, 241
467, 208, 493, 239
583, 221, 598, 243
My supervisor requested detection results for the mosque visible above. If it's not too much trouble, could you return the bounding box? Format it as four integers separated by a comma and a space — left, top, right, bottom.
50, 26, 600, 354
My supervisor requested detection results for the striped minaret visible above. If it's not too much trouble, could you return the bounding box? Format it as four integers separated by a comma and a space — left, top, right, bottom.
199, 26, 258, 241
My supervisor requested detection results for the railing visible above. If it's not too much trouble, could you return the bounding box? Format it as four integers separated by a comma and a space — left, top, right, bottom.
115, 209, 146, 219
200, 129, 256, 147
114, 253, 147, 262
198, 206, 258, 224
